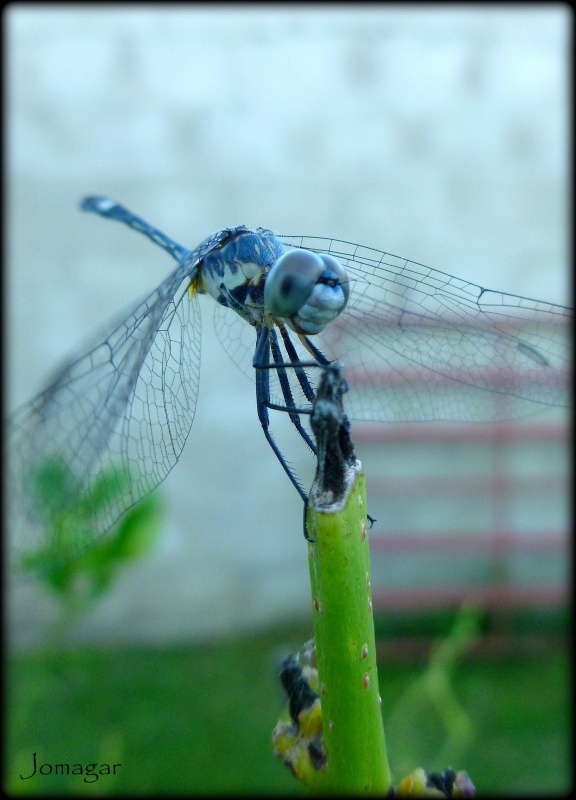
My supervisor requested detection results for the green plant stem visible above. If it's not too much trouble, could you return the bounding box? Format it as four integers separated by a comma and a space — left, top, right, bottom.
307, 468, 391, 794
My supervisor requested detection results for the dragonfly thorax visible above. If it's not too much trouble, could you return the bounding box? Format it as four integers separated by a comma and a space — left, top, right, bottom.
195, 226, 285, 325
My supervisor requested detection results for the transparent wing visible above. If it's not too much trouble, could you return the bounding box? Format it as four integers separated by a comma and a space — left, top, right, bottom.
8, 256, 202, 570
215, 236, 571, 422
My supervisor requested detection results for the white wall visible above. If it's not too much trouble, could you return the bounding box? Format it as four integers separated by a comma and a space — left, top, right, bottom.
6, 5, 569, 645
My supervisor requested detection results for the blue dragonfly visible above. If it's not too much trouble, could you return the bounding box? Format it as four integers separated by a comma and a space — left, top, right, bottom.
8, 197, 571, 570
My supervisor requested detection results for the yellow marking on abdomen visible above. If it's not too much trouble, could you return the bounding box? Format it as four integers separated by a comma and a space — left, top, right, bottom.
189, 273, 205, 296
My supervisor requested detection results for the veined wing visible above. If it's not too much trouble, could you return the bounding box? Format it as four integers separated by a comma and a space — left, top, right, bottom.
214, 235, 570, 422
281, 235, 570, 422
8, 236, 218, 569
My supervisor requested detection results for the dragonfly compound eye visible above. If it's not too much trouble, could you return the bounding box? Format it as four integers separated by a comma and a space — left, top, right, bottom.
265, 250, 325, 317
265, 249, 349, 335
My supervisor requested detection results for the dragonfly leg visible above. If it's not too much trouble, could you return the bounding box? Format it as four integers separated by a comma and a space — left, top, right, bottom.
254, 326, 376, 535
278, 325, 322, 404
268, 329, 317, 454
255, 324, 335, 414
255, 326, 339, 449
297, 333, 332, 368
254, 327, 308, 504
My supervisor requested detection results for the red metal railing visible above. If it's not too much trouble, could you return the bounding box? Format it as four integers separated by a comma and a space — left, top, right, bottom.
357, 418, 569, 613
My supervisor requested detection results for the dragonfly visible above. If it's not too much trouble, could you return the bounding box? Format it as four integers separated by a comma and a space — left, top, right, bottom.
8, 197, 571, 571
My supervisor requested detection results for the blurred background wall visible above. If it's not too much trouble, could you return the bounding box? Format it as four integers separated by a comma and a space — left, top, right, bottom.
6, 5, 568, 646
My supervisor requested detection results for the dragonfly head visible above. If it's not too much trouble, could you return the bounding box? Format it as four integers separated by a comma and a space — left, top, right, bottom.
264, 249, 349, 335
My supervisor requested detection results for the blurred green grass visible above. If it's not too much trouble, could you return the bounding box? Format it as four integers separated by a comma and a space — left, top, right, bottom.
6, 619, 570, 795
